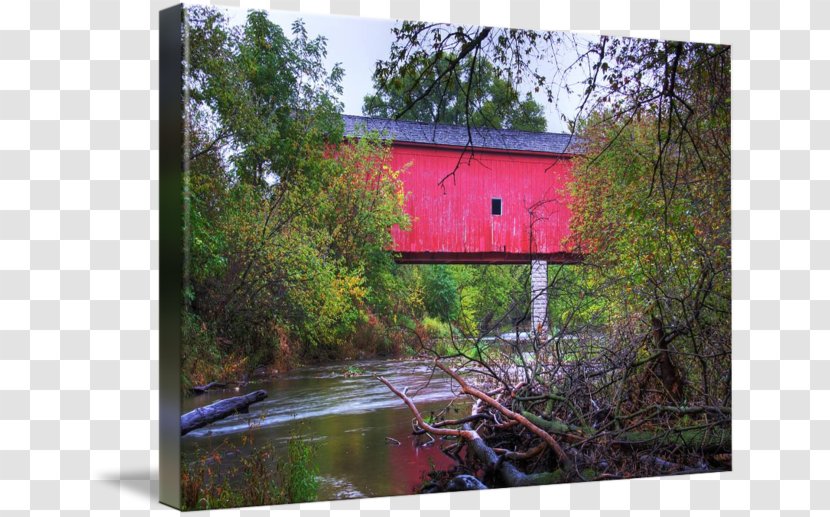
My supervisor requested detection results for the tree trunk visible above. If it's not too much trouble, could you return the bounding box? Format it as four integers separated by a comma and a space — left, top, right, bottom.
461, 423, 563, 487
652, 315, 682, 400
180, 390, 267, 436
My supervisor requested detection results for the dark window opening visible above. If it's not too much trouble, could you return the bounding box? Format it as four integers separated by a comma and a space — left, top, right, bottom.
491, 198, 502, 216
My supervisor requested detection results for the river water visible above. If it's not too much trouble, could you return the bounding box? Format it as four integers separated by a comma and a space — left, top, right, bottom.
181, 359, 469, 501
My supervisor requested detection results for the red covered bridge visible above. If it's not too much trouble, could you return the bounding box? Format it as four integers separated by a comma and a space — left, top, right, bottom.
343, 115, 580, 264
343, 115, 581, 334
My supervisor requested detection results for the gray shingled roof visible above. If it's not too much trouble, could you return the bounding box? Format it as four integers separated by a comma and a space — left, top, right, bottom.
342, 114, 578, 155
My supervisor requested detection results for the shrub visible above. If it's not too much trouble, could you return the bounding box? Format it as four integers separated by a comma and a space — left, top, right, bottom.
279, 430, 319, 503
180, 425, 318, 510
422, 316, 450, 339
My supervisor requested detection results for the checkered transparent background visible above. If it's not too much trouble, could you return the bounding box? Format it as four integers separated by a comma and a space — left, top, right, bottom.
1, 0, 828, 514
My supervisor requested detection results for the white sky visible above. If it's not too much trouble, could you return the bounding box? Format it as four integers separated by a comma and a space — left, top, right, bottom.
223, 7, 584, 133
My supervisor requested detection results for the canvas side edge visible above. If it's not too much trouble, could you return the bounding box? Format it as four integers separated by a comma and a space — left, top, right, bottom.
158, 3, 184, 510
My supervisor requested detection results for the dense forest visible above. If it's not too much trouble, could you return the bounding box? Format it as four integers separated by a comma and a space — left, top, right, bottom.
181, 7, 730, 509
181, 7, 549, 389
184, 7, 410, 386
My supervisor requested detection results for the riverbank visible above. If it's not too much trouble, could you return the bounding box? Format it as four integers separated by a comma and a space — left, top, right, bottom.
181, 358, 468, 504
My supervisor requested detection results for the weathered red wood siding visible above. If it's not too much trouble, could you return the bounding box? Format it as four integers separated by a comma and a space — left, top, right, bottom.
389, 143, 577, 264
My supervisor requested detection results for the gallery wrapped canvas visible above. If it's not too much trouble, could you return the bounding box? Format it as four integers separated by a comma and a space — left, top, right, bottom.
160, 3, 731, 510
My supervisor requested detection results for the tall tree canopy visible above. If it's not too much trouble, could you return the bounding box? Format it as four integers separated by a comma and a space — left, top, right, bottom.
183, 7, 415, 384
566, 40, 731, 405
364, 53, 547, 132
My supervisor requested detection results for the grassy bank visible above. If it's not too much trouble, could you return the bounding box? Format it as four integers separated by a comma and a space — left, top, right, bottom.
181, 428, 318, 510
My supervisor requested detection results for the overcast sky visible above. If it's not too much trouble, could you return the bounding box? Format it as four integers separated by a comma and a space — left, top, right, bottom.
224, 7, 581, 133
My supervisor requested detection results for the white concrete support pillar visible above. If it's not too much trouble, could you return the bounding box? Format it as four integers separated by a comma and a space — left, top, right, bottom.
530, 260, 548, 339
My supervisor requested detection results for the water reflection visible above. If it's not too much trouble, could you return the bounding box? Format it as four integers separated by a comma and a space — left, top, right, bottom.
181, 359, 469, 500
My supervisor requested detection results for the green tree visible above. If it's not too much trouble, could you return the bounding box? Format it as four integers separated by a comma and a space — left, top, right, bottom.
421, 265, 461, 323
568, 109, 730, 403
566, 41, 731, 404
364, 54, 547, 131
441, 264, 531, 334
183, 7, 411, 376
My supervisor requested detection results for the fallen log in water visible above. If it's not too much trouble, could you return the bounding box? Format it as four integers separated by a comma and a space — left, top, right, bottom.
180, 390, 267, 436
433, 361, 572, 469
191, 381, 227, 394
377, 375, 563, 488
460, 422, 563, 487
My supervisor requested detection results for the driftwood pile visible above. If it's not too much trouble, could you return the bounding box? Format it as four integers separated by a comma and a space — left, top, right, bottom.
378, 358, 730, 490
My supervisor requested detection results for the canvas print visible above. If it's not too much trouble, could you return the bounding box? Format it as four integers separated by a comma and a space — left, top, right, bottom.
160, 3, 731, 510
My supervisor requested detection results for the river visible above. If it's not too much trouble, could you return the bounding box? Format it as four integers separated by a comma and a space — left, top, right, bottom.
181, 359, 470, 501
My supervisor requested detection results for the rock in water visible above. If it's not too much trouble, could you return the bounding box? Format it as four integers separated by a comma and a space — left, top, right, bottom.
446, 475, 488, 491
